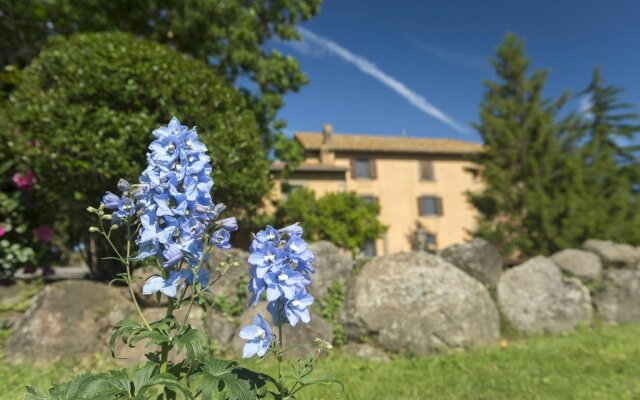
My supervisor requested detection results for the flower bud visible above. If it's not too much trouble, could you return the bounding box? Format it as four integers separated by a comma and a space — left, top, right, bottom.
88, 227, 99, 233
102, 214, 112, 220
86, 206, 98, 213
110, 224, 118, 231
117, 178, 130, 192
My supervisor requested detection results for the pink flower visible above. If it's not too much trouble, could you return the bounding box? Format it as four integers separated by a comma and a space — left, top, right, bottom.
12, 172, 37, 189
35, 225, 54, 244
0, 225, 5, 237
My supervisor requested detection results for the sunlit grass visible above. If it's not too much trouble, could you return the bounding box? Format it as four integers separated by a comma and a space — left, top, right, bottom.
3, 324, 640, 399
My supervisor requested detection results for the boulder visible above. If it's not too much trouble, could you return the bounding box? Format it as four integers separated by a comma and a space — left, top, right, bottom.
440, 238, 503, 288
308, 241, 354, 298
6, 280, 133, 364
231, 302, 333, 357
550, 249, 602, 280
497, 256, 592, 335
582, 239, 640, 267
343, 343, 389, 362
340, 252, 499, 355
593, 269, 640, 324
205, 247, 250, 301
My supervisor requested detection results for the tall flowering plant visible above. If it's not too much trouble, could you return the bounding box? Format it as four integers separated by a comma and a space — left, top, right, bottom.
25, 118, 340, 400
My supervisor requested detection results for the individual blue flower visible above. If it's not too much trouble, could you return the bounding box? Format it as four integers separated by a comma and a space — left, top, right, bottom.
266, 290, 313, 327
217, 217, 238, 232
184, 268, 210, 288
239, 314, 273, 358
111, 198, 136, 225
142, 270, 188, 298
212, 229, 231, 249
279, 222, 303, 236
255, 225, 280, 246
101, 192, 120, 209
264, 266, 309, 302
248, 243, 286, 279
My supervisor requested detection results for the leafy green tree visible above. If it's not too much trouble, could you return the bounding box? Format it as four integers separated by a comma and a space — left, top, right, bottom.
0, 0, 322, 146
0, 32, 271, 278
273, 189, 387, 255
469, 33, 575, 257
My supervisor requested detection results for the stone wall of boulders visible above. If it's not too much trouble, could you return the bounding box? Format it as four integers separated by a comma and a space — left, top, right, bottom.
2, 238, 640, 364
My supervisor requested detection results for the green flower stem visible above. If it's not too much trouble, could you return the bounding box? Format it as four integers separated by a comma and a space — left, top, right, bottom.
125, 223, 152, 331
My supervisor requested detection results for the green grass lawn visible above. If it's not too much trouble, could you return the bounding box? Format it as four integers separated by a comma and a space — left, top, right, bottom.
2, 324, 640, 399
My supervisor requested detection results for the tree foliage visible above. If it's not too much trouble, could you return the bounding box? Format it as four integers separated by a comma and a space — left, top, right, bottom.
0, 0, 322, 146
273, 189, 387, 254
470, 33, 640, 258
0, 32, 271, 264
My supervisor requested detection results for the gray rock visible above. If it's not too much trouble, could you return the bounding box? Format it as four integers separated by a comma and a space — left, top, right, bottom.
497, 256, 592, 335
550, 249, 602, 280
344, 343, 389, 362
440, 238, 503, 288
594, 269, 640, 324
205, 312, 236, 348
583, 239, 640, 267
231, 302, 333, 357
308, 241, 354, 299
340, 252, 499, 355
6, 280, 133, 364
205, 247, 250, 301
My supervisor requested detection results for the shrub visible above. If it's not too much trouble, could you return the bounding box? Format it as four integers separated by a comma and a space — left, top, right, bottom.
273, 189, 387, 255
1, 32, 271, 278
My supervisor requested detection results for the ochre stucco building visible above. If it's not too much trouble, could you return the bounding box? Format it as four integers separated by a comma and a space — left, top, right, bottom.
271, 124, 483, 256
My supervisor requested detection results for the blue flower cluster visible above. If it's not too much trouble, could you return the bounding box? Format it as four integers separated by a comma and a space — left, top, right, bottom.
240, 223, 315, 358
101, 117, 236, 297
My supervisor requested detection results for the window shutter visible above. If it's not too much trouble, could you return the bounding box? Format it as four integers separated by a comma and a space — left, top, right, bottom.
369, 159, 377, 179
350, 158, 357, 179
437, 197, 443, 215
417, 197, 424, 215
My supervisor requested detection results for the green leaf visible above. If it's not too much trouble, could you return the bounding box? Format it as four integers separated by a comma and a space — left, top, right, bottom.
109, 318, 145, 358
24, 387, 48, 400
173, 327, 209, 366
190, 359, 266, 400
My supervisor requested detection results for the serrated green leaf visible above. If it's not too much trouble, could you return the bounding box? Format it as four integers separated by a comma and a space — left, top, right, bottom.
190, 359, 267, 400
173, 327, 209, 366
24, 387, 48, 400
109, 319, 145, 357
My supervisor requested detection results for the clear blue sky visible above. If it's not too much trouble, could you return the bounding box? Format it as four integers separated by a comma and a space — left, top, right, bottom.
269, 0, 640, 143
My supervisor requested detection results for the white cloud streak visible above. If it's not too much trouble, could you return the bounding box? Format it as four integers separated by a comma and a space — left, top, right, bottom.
297, 27, 469, 134
407, 37, 491, 74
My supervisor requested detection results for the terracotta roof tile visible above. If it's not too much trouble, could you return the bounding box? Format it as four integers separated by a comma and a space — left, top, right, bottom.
295, 132, 482, 155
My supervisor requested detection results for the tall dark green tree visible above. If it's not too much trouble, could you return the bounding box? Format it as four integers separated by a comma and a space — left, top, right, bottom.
566, 68, 640, 243
469, 33, 574, 257
0, 0, 323, 146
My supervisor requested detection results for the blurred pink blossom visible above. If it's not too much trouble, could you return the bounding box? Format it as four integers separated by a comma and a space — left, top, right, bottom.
12, 172, 37, 189
0, 225, 5, 237
35, 225, 54, 244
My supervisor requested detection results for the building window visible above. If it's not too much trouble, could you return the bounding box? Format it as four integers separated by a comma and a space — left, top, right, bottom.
419, 160, 435, 181
361, 240, 377, 257
281, 182, 305, 200
351, 158, 377, 180
418, 196, 443, 216
360, 194, 378, 204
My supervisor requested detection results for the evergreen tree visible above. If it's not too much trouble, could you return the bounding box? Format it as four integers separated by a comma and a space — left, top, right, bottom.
568, 68, 640, 243
469, 33, 572, 257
